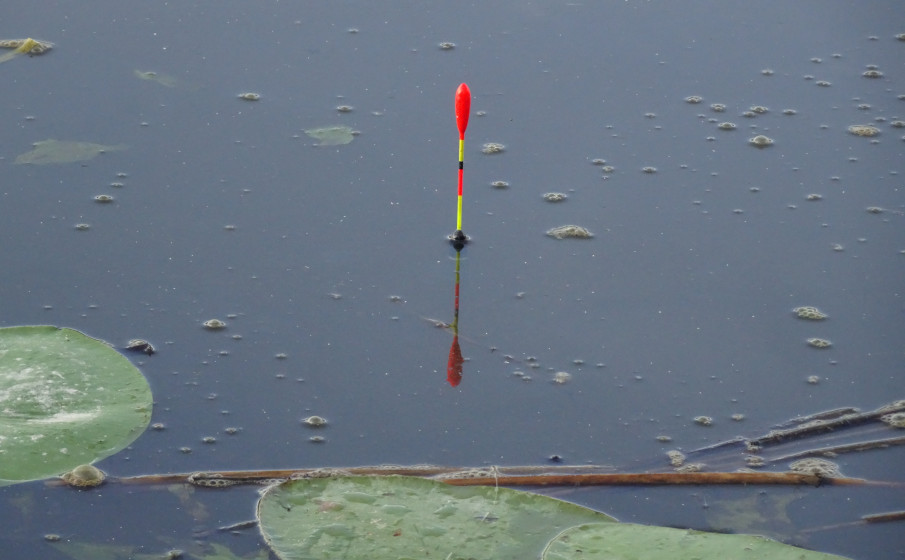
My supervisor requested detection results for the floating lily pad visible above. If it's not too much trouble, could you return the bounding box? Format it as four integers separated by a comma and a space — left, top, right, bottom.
14, 139, 127, 165
541, 522, 849, 559
257, 475, 614, 560
304, 125, 355, 146
0, 326, 152, 486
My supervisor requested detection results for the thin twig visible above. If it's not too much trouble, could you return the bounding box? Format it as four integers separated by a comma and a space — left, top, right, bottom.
749, 401, 905, 448
768, 435, 905, 463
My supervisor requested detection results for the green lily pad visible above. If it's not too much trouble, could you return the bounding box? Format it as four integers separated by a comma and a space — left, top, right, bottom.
541, 522, 850, 560
256, 475, 615, 560
0, 326, 152, 486
304, 125, 355, 146
14, 139, 127, 165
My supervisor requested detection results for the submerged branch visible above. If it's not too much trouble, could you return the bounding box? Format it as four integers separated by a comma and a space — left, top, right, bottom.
86, 466, 898, 489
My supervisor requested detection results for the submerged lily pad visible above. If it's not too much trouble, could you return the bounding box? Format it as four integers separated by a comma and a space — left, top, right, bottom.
14, 139, 127, 165
257, 475, 614, 560
304, 125, 355, 146
0, 326, 152, 486
541, 523, 849, 559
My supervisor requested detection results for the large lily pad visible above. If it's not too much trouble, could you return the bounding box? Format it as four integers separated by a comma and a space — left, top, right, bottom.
304, 125, 355, 146
541, 522, 849, 559
0, 326, 152, 486
14, 139, 127, 165
257, 475, 615, 560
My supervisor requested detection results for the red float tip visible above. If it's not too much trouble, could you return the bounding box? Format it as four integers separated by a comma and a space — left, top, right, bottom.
455, 83, 471, 137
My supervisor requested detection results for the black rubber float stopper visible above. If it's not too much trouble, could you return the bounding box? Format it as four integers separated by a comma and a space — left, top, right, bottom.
448, 230, 468, 251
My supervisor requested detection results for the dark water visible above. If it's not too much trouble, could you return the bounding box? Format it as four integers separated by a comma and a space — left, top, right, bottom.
2, 1, 903, 558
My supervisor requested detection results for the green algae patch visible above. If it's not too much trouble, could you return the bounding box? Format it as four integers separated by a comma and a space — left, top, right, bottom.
304, 125, 355, 146
14, 139, 127, 165
0, 38, 53, 63
0, 326, 152, 486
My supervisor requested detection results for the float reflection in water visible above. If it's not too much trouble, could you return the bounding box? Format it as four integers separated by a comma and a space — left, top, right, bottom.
446, 250, 465, 387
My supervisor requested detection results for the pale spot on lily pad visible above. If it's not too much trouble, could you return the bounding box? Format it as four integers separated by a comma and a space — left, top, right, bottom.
15, 139, 127, 165
304, 126, 355, 146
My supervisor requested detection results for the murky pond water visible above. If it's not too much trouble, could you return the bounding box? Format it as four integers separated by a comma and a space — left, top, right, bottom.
2, 1, 903, 558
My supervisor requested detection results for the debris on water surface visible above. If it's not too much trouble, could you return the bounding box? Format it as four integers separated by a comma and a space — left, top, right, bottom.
0, 38, 53, 63
336, 105, 353, 113
125, 338, 156, 355
438, 42, 456, 50
793, 306, 828, 320
552, 371, 571, 384
61, 464, 106, 488
745, 456, 765, 468
15, 139, 127, 165
93, 195, 114, 203
731, 413, 745, 421
789, 458, 842, 478
134, 70, 179, 87
684, 95, 703, 104
694, 416, 713, 426
807, 338, 832, 348
302, 415, 327, 427
203, 319, 227, 330
807, 375, 821, 384
655, 435, 672, 442
238, 92, 261, 101
74, 223, 91, 231
641, 166, 657, 173
717, 122, 736, 130
848, 124, 880, 137
862, 69, 883, 78
542, 192, 567, 202
0, 38, 53, 54
304, 125, 355, 146
748, 135, 774, 147
309, 436, 326, 443
490, 180, 509, 189
750, 105, 769, 114
881, 412, 905, 428
806, 193, 823, 201
481, 142, 505, 154
667, 450, 685, 467
546, 225, 593, 239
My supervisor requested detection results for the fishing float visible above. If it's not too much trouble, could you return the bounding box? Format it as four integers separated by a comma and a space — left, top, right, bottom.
450, 83, 471, 249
